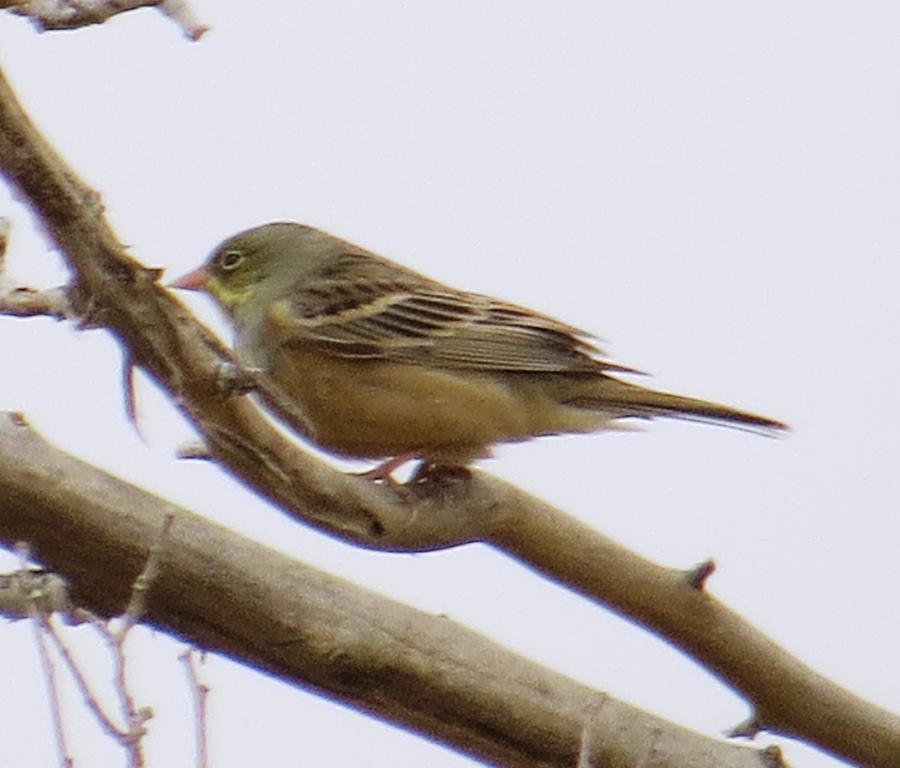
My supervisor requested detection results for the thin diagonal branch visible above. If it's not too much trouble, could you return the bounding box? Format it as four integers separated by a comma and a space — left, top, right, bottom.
31, 617, 73, 768
179, 649, 208, 768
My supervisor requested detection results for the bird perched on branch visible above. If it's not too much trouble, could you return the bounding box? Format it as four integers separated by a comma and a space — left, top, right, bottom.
171, 222, 786, 477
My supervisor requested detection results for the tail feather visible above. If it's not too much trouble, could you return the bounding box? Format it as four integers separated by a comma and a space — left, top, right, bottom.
568, 378, 788, 436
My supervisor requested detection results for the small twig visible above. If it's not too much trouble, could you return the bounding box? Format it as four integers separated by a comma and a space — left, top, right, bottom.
42, 613, 128, 739
12, 517, 173, 765
94, 619, 150, 767
107, 514, 175, 765
0, 284, 72, 318
175, 440, 212, 461
577, 717, 592, 768
0, 216, 73, 319
123, 513, 173, 628
14, 544, 73, 768
760, 745, 788, 767
157, 0, 207, 40
685, 559, 716, 591
0, 0, 208, 40
576, 696, 607, 768
122, 355, 143, 438
180, 648, 209, 768
31, 617, 73, 768
729, 713, 763, 740
11, 550, 135, 759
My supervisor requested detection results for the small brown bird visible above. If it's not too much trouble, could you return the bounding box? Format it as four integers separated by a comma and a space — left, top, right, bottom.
172, 222, 786, 474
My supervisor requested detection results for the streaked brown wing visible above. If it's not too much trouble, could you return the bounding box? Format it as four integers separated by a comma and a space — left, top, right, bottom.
265, 256, 635, 375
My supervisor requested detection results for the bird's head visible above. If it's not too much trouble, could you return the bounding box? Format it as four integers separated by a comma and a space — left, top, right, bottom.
170, 222, 329, 315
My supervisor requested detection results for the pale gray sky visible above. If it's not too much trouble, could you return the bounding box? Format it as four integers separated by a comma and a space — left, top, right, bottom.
2, 3, 899, 766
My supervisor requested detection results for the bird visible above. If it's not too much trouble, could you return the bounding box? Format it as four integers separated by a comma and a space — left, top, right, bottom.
171, 222, 786, 476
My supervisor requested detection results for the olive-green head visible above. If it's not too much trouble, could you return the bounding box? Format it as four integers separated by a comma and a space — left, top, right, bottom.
171, 222, 333, 315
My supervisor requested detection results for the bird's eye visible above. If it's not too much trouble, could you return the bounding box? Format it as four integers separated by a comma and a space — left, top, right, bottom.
220, 250, 245, 271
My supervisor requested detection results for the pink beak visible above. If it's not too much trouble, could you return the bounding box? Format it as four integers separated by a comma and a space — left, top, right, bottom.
170, 265, 211, 291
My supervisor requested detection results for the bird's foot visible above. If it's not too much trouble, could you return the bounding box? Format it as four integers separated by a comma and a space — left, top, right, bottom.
410, 462, 472, 485
353, 453, 420, 485
214, 361, 262, 397
353, 457, 473, 490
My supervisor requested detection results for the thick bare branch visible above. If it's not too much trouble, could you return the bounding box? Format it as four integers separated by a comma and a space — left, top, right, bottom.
0, 412, 773, 768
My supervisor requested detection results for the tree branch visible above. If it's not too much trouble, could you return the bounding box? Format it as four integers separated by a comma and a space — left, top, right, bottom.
0, 0, 208, 40
0, 412, 775, 768
0, 56, 897, 768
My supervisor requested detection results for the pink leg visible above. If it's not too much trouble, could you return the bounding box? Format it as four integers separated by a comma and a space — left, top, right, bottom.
354, 453, 420, 483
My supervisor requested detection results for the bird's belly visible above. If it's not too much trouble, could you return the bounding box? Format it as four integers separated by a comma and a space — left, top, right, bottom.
268, 349, 544, 462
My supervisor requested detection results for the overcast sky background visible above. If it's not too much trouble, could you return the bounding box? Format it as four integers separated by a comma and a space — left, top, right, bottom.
1, 3, 899, 766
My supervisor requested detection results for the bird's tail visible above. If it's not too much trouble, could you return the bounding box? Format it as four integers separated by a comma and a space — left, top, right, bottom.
568, 377, 788, 436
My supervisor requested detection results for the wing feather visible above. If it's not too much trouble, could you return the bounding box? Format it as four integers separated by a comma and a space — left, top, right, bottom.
265, 255, 638, 375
